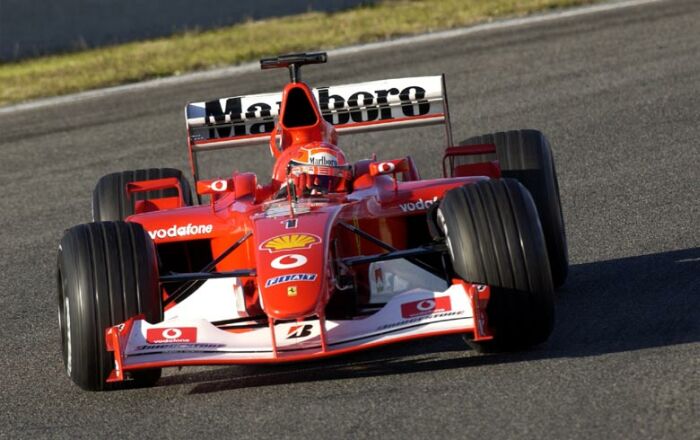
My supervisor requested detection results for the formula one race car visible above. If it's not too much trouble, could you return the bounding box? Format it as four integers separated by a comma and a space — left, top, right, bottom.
57, 52, 568, 391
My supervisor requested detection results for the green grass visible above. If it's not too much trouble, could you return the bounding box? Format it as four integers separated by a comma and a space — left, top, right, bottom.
0, 0, 600, 106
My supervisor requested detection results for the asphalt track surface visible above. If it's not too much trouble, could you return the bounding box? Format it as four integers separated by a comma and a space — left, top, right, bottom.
1, 0, 698, 438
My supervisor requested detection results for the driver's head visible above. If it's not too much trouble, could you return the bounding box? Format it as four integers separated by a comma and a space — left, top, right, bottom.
286, 142, 352, 196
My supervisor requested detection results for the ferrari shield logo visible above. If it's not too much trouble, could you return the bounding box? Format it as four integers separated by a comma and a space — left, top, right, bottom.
287, 286, 298, 296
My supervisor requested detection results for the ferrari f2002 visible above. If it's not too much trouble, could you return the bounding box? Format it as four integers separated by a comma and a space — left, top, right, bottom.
57, 52, 568, 390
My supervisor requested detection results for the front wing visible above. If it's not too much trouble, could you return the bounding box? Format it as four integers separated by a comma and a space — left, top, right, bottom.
105, 281, 492, 382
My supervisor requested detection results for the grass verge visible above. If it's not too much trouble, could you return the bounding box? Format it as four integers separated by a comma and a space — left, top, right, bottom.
0, 0, 600, 106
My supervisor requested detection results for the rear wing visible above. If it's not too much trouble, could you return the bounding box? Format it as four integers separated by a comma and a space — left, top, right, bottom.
185, 75, 453, 164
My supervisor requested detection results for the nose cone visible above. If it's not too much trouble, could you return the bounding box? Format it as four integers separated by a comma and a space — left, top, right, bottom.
260, 250, 324, 318
254, 217, 330, 319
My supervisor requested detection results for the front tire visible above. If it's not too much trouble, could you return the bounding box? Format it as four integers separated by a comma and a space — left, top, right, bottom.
437, 179, 555, 350
57, 221, 162, 391
460, 130, 568, 287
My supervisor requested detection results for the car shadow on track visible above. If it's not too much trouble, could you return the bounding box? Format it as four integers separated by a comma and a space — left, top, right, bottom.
154, 247, 700, 394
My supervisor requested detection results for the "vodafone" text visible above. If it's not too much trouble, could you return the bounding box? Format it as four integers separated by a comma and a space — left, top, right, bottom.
147, 224, 213, 240
399, 197, 438, 213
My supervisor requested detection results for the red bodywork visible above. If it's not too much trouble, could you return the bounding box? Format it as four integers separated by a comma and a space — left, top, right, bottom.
105, 70, 503, 380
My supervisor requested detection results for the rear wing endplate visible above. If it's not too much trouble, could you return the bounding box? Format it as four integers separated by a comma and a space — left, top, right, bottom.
185, 75, 453, 153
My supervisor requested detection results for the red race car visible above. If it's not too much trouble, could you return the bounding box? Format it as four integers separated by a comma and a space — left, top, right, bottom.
57, 52, 568, 391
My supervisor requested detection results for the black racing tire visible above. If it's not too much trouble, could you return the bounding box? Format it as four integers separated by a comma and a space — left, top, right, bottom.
460, 129, 568, 287
92, 168, 193, 221
57, 221, 162, 391
437, 179, 555, 350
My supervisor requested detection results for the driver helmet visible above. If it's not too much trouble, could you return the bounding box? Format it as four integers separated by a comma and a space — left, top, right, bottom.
285, 142, 352, 197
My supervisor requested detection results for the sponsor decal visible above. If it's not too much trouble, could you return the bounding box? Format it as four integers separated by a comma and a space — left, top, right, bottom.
270, 254, 307, 270
376, 310, 464, 331
400, 296, 452, 319
136, 343, 224, 351
200, 85, 432, 138
308, 149, 339, 167
377, 161, 396, 173
317, 86, 431, 125
287, 286, 298, 297
287, 324, 313, 339
146, 327, 197, 344
265, 273, 317, 288
260, 233, 321, 252
399, 197, 438, 213
210, 179, 228, 192
148, 224, 213, 240
203, 98, 275, 139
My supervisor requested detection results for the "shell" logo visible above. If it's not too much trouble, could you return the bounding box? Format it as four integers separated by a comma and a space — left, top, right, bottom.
260, 233, 321, 252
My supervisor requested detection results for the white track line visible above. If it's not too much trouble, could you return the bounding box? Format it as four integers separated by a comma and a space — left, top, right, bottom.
0, 0, 663, 114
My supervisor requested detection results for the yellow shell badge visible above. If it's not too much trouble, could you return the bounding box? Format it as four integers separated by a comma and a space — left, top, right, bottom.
260, 233, 321, 252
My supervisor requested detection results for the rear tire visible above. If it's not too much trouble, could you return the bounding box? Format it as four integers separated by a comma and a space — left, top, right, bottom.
92, 168, 193, 221
437, 179, 555, 350
460, 130, 568, 287
57, 221, 162, 391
